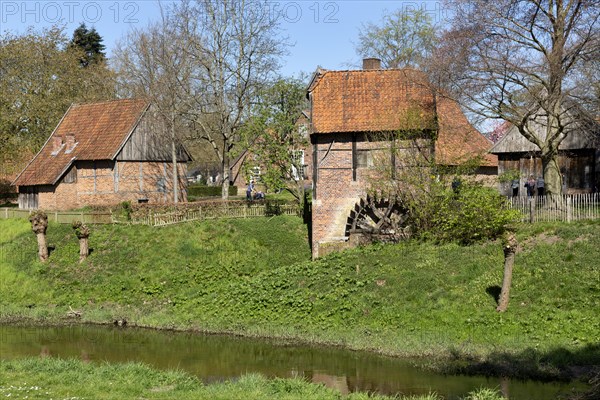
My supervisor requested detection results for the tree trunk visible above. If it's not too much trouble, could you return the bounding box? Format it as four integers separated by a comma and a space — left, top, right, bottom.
29, 211, 49, 262
497, 232, 517, 312
73, 221, 90, 263
79, 237, 89, 262
221, 151, 230, 200
171, 115, 179, 204
541, 149, 562, 196
36, 232, 49, 262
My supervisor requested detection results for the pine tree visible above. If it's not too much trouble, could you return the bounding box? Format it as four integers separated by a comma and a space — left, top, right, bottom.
70, 23, 106, 67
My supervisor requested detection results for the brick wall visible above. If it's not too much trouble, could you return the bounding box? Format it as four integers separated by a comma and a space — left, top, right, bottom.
312, 133, 386, 258
311, 132, 500, 258
36, 160, 188, 210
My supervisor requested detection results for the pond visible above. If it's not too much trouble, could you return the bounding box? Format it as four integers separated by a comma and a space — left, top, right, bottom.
0, 324, 584, 399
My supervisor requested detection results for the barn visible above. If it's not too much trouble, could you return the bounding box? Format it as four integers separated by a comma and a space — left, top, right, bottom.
13, 99, 191, 210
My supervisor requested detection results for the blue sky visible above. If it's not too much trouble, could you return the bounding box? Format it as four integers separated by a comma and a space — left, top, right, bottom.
0, 0, 448, 77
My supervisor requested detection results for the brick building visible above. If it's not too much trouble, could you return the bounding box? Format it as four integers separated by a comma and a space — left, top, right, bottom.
13, 99, 191, 210
309, 60, 497, 258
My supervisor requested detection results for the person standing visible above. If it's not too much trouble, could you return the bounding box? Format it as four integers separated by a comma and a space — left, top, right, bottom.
536, 176, 545, 197
511, 179, 520, 197
524, 175, 536, 197
246, 180, 254, 201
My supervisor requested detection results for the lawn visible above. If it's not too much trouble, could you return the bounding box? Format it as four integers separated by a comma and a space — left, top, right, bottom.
1, 216, 599, 380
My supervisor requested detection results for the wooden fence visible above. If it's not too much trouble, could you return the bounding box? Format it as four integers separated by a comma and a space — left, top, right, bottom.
0, 207, 114, 224
0, 202, 299, 227
507, 193, 600, 223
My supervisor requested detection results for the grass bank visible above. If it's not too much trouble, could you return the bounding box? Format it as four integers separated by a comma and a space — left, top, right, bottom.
1, 216, 599, 381
0, 357, 503, 400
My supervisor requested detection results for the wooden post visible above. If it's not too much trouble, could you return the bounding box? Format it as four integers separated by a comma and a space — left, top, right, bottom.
567, 196, 572, 223
497, 232, 518, 312
529, 197, 535, 224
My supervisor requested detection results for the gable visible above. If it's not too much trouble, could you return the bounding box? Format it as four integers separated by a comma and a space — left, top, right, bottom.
116, 107, 192, 162
490, 121, 599, 154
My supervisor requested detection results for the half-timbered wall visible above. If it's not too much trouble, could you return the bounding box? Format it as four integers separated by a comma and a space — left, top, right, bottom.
18, 160, 188, 210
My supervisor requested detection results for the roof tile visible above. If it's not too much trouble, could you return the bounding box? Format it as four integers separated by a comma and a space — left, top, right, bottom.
309, 69, 497, 167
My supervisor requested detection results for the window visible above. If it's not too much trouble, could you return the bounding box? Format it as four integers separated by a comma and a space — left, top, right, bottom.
157, 177, 166, 193
63, 166, 77, 184
356, 150, 373, 168
290, 150, 305, 180
297, 123, 309, 137
250, 166, 261, 181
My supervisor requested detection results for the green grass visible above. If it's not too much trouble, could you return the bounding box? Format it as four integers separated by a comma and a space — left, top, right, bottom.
0, 357, 412, 400
1, 217, 599, 380
0, 357, 506, 400
0, 357, 505, 400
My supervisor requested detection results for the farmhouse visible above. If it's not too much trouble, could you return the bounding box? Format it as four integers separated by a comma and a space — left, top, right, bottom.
13, 99, 191, 210
308, 59, 497, 258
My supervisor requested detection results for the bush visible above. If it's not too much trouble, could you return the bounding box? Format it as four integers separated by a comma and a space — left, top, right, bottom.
188, 184, 238, 198
418, 183, 519, 244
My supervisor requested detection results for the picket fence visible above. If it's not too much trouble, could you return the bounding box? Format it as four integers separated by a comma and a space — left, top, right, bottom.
507, 193, 600, 223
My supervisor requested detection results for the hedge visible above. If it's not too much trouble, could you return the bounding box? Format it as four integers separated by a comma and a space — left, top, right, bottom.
188, 185, 238, 198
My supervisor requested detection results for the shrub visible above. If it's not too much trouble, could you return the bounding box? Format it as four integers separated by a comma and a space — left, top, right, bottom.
114, 201, 133, 222
418, 183, 520, 244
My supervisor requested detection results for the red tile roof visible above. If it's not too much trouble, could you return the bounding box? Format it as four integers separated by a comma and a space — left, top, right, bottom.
13, 99, 149, 186
309, 69, 497, 167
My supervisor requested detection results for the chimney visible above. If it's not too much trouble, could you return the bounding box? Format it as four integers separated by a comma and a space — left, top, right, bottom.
362, 58, 382, 70
65, 134, 76, 153
51, 135, 63, 154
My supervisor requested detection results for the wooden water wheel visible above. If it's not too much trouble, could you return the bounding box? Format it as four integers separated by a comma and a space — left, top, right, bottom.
345, 195, 411, 243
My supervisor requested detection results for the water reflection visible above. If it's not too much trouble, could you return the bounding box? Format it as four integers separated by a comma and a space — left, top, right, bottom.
0, 325, 583, 399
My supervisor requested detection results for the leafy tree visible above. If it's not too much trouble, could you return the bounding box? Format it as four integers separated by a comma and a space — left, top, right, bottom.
0, 26, 115, 172
433, 0, 600, 195
240, 77, 309, 203
355, 8, 437, 69
70, 23, 106, 67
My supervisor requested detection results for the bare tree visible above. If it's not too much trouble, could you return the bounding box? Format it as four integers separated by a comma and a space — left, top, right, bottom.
113, 8, 193, 203
435, 0, 600, 195
175, 0, 288, 199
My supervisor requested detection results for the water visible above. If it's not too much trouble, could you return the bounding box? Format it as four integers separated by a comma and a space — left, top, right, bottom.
0, 324, 584, 399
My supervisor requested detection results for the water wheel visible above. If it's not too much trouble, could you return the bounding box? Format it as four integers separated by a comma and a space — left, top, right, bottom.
345, 195, 411, 243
